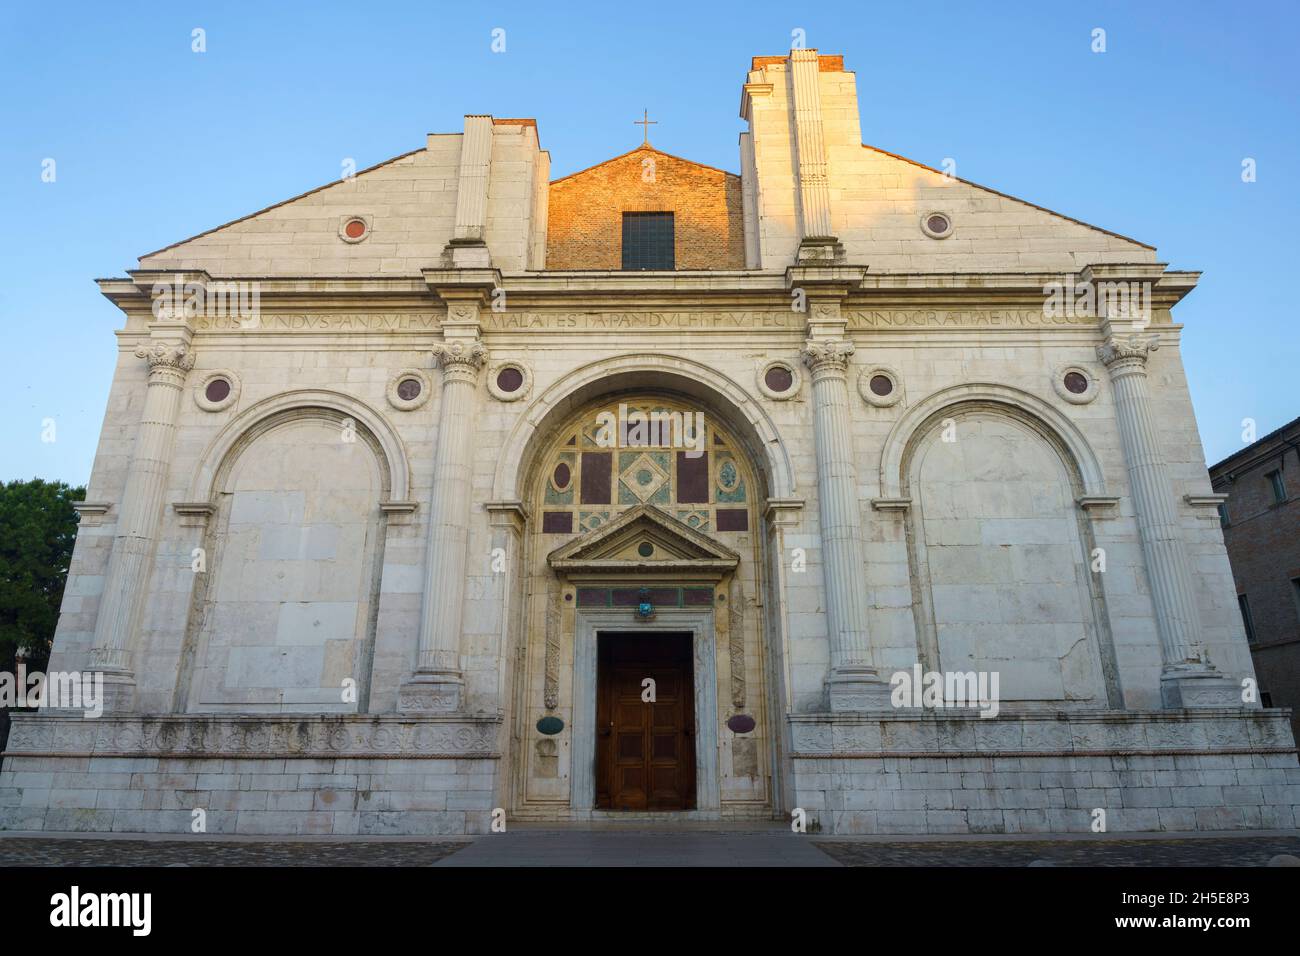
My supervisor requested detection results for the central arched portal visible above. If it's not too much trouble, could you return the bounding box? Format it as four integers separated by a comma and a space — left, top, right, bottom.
507, 388, 777, 820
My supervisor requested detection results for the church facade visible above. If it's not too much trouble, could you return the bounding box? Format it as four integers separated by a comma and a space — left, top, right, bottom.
4, 50, 1297, 836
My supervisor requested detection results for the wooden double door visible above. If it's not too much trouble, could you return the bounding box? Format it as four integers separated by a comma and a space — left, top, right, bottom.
595, 632, 696, 811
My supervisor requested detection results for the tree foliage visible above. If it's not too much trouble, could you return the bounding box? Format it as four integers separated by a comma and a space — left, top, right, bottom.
0, 478, 84, 674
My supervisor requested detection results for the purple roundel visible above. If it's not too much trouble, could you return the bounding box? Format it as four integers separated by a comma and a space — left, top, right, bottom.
726, 714, 756, 734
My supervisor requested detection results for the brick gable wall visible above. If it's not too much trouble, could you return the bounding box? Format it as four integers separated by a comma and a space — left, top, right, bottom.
545, 145, 744, 270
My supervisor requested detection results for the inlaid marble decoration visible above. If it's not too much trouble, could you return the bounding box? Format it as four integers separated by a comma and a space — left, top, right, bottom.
537, 397, 753, 538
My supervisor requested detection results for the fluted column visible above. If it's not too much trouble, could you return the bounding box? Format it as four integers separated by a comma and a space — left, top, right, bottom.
89, 340, 195, 710
802, 338, 889, 711
400, 338, 488, 713
1098, 333, 1238, 708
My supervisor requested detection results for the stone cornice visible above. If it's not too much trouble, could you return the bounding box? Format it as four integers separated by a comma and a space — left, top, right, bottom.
95, 267, 1199, 325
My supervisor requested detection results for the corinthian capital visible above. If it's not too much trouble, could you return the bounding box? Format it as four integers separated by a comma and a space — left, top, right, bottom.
435, 340, 489, 374
1097, 334, 1159, 369
135, 341, 196, 374
801, 338, 855, 374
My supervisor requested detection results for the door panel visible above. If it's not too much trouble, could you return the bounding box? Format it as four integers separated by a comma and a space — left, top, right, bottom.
595, 633, 695, 811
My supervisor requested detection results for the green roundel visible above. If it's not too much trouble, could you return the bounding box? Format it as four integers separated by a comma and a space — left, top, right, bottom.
536, 716, 565, 736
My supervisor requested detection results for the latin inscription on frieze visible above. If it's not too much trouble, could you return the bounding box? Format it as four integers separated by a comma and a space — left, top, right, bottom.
846, 309, 1099, 329
193, 313, 440, 331
483, 311, 798, 330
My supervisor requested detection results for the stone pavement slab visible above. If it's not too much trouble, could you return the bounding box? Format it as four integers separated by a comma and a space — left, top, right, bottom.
3, 830, 1298, 867
815, 834, 1300, 867
430, 828, 839, 867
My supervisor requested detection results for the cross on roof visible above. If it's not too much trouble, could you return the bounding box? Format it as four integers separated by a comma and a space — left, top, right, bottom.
634, 109, 657, 145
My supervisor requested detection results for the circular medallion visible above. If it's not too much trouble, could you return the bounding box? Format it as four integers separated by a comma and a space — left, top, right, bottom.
726, 714, 756, 734
536, 716, 565, 736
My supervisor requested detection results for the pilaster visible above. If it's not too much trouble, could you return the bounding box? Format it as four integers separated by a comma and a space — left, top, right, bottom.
88, 310, 196, 712
1096, 326, 1239, 709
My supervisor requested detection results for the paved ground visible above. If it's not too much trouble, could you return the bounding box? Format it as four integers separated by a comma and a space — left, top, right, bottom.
815, 835, 1300, 867
0, 837, 467, 867
433, 828, 835, 867
1, 831, 1297, 867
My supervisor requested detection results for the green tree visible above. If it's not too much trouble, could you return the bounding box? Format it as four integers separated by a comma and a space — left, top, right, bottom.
0, 478, 84, 680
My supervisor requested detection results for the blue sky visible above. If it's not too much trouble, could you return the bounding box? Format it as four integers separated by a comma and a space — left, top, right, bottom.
1, 0, 1296, 485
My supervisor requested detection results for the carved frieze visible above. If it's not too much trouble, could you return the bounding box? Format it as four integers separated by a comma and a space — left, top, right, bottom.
4, 714, 501, 758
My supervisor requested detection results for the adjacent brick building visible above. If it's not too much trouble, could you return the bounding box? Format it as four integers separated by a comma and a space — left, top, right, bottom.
1210, 415, 1300, 739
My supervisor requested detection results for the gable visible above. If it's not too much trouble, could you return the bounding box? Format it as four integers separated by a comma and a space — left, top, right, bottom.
547, 505, 740, 577
546, 145, 744, 270
831, 144, 1157, 272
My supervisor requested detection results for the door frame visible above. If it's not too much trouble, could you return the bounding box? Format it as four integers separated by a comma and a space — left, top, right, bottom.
572, 608, 720, 811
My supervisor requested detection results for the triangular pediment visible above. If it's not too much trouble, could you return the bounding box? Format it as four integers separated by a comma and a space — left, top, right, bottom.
547, 505, 740, 575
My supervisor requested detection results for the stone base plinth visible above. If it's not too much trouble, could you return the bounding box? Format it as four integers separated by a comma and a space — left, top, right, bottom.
789, 709, 1300, 835
1161, 668, 1247, 709
826, 669, 894, 712
397, 673, 464, 714
0, 714, 501, 836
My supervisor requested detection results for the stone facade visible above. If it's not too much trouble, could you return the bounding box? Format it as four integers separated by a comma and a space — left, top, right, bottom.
3, 49, 1296, 836
1210, 416, 1300, 742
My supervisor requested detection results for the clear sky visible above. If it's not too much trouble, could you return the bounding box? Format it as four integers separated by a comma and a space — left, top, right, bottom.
2, 0, 1296, 486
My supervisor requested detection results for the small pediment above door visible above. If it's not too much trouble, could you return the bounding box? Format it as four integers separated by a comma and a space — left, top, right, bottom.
546, 504, 740, 575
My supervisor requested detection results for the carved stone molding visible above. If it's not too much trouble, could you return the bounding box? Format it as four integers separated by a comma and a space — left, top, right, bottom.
543, 578, 561, 711
786, 710, 1296, 757
72, 502, 111, 527
3, 714, 502, 759
729, 579, 746, 710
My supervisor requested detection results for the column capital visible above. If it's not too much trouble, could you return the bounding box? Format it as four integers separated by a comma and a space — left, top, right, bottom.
801, 338, 855, 375
435, 340, 489, 382
1097, 333, 1158, 371
135, 341, 196, 376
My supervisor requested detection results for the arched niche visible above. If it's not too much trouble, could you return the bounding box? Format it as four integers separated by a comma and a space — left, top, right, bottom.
897, 396, 1120, 708
175, 399, 398, 714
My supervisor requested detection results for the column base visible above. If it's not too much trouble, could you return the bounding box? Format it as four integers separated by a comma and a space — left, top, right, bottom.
796, 236, 845, 265
1160, 666, 1245, 709
397, 672, 464, 714
94, 671, 138, 714
827, 668, 894, 712
442, 239, 491, 269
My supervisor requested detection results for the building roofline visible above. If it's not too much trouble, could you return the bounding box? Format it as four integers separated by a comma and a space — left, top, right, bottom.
1208, 414, 1300, 475
137, 147, 426, 260
860, 143, 1157, 251
549, 143, 738, 186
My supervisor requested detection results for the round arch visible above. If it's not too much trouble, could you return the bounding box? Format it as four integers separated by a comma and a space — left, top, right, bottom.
878, 382, 1109, 500
186, 388, 412, 503
491, 353, 797, 503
